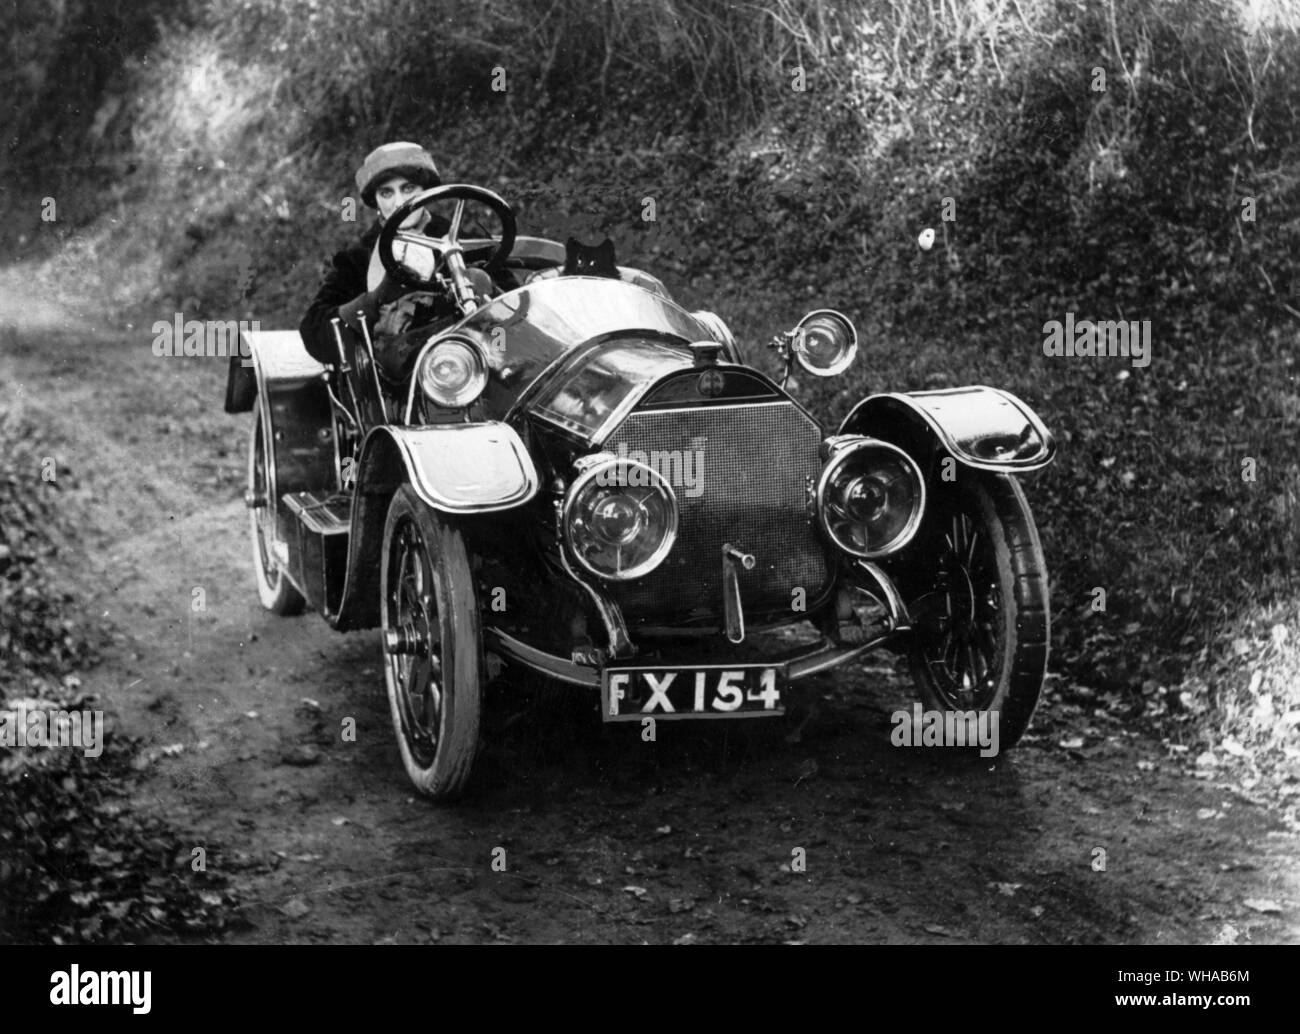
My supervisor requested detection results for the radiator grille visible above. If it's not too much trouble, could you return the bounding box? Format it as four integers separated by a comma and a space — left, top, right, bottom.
604, 400, 831, 621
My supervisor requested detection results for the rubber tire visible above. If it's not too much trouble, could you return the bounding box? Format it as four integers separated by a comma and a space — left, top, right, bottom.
381, 485, 483, 799
907, 471, 1049, 750
248, 408, 306, 616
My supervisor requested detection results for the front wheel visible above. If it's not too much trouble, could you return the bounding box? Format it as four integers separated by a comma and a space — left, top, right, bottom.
380, 485, 483, 799
904, 471, 1049, 750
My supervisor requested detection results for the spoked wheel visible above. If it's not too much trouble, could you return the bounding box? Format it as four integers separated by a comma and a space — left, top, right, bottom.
380, 485, 482, 799
247, 407, 305, 615
905, 471, 1049, 750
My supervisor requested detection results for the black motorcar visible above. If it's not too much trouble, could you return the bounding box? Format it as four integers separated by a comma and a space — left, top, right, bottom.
225, 184, 1056, 798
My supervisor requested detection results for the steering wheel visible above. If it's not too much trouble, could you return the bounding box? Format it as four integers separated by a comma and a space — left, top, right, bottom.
378, 184, 517, 315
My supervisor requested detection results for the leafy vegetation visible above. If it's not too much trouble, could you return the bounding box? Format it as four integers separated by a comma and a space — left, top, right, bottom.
0, 414, 235, 944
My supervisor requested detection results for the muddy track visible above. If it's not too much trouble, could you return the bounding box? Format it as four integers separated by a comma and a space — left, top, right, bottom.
4, 309, 1298, 945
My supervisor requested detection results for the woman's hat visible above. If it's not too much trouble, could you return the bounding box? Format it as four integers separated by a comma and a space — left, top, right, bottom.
356, 142, 441, 208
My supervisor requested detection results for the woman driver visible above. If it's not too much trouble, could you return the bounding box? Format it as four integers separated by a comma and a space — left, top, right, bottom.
298, 141, 454, 384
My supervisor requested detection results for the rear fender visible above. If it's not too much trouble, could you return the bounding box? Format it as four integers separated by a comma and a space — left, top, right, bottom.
233, 329, 336, 503
330, 422, 539, 630
838, 386, 1055, 473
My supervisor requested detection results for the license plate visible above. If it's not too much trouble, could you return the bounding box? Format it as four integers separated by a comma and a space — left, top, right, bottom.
602, 665, 785, 721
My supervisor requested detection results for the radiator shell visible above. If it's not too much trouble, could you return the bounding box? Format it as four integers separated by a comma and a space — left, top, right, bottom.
603, 400, 832, 622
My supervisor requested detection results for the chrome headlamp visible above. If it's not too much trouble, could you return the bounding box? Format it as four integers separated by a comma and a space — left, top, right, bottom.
817, 436, 925, 558
416, 337, 487, 408
563, 456, 678, 581
791, 310, 857, 376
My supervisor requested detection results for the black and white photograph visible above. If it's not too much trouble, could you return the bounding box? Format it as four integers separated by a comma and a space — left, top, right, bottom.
0, 0, 1296, 986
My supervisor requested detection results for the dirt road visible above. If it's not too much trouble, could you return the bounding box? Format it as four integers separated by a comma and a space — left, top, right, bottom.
4, 293, 1298, 944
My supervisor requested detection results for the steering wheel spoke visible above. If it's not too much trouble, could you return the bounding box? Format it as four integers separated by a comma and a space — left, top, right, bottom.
395, 229, 430, 245
379, 185, 517, 302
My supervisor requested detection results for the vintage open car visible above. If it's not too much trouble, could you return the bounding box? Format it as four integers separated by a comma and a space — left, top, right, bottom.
224, 184, 1056, 799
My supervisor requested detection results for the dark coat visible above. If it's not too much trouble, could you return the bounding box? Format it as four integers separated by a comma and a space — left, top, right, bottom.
298, 221, 382, 366
298, 214, 455, 367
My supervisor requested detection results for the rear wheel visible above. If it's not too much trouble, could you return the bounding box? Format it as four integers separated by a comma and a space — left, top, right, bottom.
381, 485, 483, 798
247, 407, 305, 616
905, 471, 1048, 749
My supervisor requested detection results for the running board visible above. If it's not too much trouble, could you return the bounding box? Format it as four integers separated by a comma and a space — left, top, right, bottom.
283, 490, 352, 535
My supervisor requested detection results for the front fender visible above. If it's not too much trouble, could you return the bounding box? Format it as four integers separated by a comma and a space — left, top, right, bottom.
356, 423, 539, 514
329, 421, 539, 630
838, 386, 1056, 472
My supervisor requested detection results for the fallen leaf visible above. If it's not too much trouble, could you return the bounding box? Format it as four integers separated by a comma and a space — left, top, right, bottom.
623, 885, 648, 899
1243, 899, 1282, 914
281, 745, 322, 767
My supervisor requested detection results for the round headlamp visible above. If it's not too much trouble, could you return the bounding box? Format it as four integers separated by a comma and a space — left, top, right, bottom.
417, 338, 487, 408
817, 437, 925, 558
564, 459, 678, 581
792, 310, 857, 376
